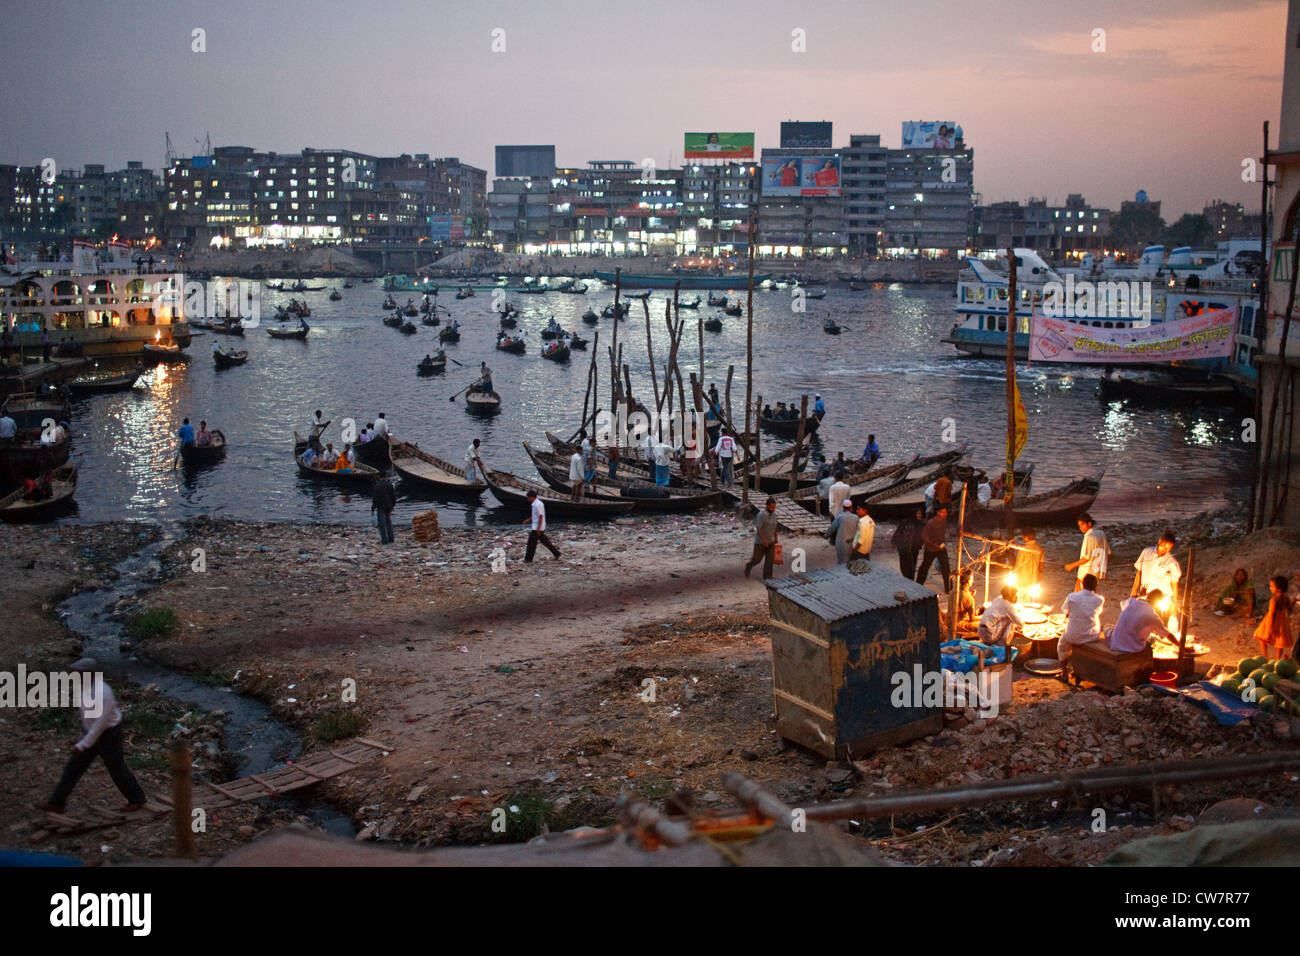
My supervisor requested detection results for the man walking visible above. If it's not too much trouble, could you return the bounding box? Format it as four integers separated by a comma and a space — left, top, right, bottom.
851, 504, 875, 561
915, 505, 951, 592
714, 429, 737, 485
1064, 513, 1110, 592
581, 435, 597, 492
744, 496, 780, 579
39, 659, 147, 814
524, 490, 561, 562
826, 499, 859, 565
829, 471, 851, 515
371, 477, 397, 544
892, 507, 924, 580
569, 448, 585, 501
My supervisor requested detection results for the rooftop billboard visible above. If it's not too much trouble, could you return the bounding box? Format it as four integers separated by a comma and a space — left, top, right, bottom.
780, 121, 832, 148
495, 145, 556, 178
761, 154, 841, 197
684, 132, 755, 159
900, 121, 959, 149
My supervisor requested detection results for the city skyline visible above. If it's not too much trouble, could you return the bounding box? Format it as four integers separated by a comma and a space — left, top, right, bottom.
0, 0, 1285, 219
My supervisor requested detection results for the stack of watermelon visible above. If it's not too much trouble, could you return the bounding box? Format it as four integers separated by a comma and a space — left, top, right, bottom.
1218, 657, 1300, 714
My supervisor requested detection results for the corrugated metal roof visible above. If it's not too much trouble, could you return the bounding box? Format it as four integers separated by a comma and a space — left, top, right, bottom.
765, 564, 938, 622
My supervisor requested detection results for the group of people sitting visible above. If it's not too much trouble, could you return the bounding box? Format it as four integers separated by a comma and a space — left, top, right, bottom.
301, 441, 357, 473
762, 395, 827, 422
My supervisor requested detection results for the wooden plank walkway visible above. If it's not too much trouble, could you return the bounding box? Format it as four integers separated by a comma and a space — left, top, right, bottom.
29, 738, 393, 840
720, 487, 826, 537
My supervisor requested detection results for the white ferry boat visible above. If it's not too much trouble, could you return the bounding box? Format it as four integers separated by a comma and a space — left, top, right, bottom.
0, 241, 192, 358
942, 247, 1262, 399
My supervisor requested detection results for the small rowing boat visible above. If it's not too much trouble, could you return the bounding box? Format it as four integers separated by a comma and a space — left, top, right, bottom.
417, 353, 447, 375
0, 464, 77, 521
704, 316, 723, 332
293, 438, 380, 485
496, 333, 525, 354
541, 341, 570, 362
390, 440, 485, 496
141, 343, 190, 364
180, 430, 227, 468
439, 326, 461, 343
760, 413, 821, 437
267, 326, 308, 340
482, 469, 635, 518
465, 389, 503, 415
66, 371, 141, 396
823, 320, 842, 335
213, 348, 249, 369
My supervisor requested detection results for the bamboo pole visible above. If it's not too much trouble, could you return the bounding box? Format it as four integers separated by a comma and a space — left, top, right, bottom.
1177, 546, 1194, 673
610, 267, 622, 410
644, 297, 660, 414
789, 395, 809, 496
1004, 248, 1018, 536
751, 394, 762, 501
950, 484, 967, 642
1249, 121, 1271, 531
743, 208, 756, 508
170, 741, 197, 861
691, 373, 718, 491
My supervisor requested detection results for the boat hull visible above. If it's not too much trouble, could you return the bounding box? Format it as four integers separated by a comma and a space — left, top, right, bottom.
592, 271, 771, 290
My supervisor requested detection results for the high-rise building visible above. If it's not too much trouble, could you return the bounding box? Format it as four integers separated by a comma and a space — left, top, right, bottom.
883, 127, 974, 256
840, 134, 888, 254
757, 147, 844, 254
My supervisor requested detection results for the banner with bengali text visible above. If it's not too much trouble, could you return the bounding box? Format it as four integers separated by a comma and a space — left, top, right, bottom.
1029, 306, 1237, 364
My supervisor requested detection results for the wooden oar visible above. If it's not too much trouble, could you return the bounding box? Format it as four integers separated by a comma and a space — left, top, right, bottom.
448, 379, 481, 402
448, 357, 466, 368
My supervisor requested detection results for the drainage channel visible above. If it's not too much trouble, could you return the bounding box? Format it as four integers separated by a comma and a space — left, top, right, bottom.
56, 521, 356, 838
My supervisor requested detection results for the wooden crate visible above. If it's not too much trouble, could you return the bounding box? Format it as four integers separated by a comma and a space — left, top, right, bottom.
1069, 642, 1153, 693
411, 509, 441, 543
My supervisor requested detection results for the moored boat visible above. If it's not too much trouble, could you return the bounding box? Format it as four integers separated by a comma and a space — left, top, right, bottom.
390, 440, 485, 496
0, 463, 77, 521
962, 473, 1103, 529
522, 442, 726, 513
66, 370, 142, 395
141, 343, 190, 364
294, 442, 380, 485
2, 393, 70, 429
592, 270, 771, 290
482, 468, 635, 518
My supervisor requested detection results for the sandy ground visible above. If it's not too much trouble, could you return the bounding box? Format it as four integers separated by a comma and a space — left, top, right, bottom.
5, 506, 1300, 864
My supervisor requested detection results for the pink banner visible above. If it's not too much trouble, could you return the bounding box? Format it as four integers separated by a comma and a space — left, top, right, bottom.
1029, 306, 1237, 364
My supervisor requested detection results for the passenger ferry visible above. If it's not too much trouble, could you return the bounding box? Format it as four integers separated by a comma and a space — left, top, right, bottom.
1, 241, 192, 358
942, 247, 1262, 400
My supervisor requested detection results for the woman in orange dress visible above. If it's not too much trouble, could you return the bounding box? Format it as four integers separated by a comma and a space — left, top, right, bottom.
1254, 575, 1293, 660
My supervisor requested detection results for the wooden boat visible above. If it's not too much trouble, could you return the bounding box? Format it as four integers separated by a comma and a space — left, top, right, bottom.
723, 303, 743, 317
499, 313, 519, 328
823, 320, 842, 335
383, 313, 403, 328
189, 319, 213, 330
482, 468, 635, 518
417, 353, 447, 376
0, 464, 77, 521
210, 321, 245, 336
557, 283, 588, 295
581, 309, 599, 324
540, 325, 568, 340
760, 413, 821, 437
141, 343, 190, 364
328, 289, 342, 301
592, 270, 771, 290
678, 296, 701, 309
522, 443, 727, 513
541, 341, 570, 362
403, 305, 419, 317
602, 303, 630, 319
213, 348, 249, 369
352, 435, 391, 469
67, 371, 141, 395
861, 452, 973, 521
382, 296, 398, 309
792, 461, 914, 514
1097, 374, 1241, 406
390, 440, 485, 496
703, 316, 723, 332
496, 333, 525, 354
849, 282, 866, 291
343, 280, 354, 289
294, 444, 380, 485
0, 431, 70, 483
399, 322, 417, 335
2, 394, 70, 429
514, 285, 547, 295
420, 298, 435, 314
267, 326, 308, 340
439, 326, 460, 342
627, 290, 652, 300
421, 314, 441, 327
180, 430, 227, 467
707, 293, 728, 307
963, 473, 1104, 529
564, 334, 588, 350
290, 282, 325, 292
465, 389, 503, 415
804, 290, 827, 300
288, 302, 311, 317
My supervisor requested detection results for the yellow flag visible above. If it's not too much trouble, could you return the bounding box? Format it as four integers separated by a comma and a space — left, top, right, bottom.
1012, 377, 1028, 463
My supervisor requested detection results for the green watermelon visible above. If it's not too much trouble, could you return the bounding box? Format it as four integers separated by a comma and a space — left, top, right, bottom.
1263, 673, 1281, 691
1277, 659, 1299, 679
1222, 676, 1243, 695
1249, 668, 1269, 684
1239, 658, 1256, 676
1259, 694, 1276, 712
1264, 660, 1278, 673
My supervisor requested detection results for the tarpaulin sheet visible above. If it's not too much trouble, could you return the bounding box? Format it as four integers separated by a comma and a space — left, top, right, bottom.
1145, 680, 1257, 726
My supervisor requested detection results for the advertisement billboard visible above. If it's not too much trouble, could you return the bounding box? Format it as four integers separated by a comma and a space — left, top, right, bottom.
780, 121, 832, 148
760, 154, 841, 197
429, 215, 466, 240
900, 121, 958, 149
495, 145, 556, 178
684, 132, 755, 159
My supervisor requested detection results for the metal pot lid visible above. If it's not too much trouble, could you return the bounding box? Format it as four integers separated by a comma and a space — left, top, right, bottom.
1024, 658, 1064, 676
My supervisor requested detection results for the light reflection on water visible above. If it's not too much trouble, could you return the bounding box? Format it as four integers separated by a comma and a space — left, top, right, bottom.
52, 282, 1248, 528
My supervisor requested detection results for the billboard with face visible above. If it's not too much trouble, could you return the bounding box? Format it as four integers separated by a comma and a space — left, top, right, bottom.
901, 121, 958, 149
761, 155, 841, 196
684, 132, 755, 159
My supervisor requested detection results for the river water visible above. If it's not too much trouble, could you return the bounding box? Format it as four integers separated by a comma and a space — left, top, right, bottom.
53, 279, 1250, 528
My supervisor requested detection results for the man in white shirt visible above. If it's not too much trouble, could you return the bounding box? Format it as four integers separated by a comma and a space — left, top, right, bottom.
1064, 513, 1110, 591
569, 449, 585, 501
1108, 590, 1174, 654
39, 658, 147, 813
372, 413, 390, 440
713, 429, 737, 485
1132, 531, 1181, 608
643, 430, 656, 464
829, 471, 852, 516
653, 439, 673, 486
523, 490, 561, 561
978, 585, 1023, 646
581, 436, 597, 488
1059, 573, 1105, 662
464, 438, 483, 483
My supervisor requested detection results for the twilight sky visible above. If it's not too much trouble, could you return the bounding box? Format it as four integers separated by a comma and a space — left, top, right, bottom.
0, 0, 1285, 218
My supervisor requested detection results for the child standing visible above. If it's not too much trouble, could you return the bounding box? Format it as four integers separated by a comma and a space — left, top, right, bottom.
1255, 575, 1294, 661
